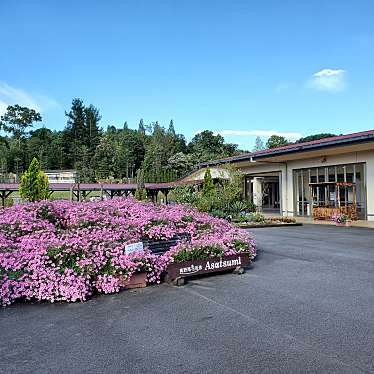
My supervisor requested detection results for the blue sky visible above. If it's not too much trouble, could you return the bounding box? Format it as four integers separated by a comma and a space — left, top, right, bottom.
1, 0, 374, 150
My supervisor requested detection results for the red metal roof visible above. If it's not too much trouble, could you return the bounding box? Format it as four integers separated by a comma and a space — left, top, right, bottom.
200, 129, 374, 166
252, 129, 374, 157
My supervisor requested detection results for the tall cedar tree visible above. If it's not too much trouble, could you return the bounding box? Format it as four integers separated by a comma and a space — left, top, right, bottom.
202, 168, 215, 196
64, 98, 87, 166
63, 99, 102, 178
19, 158, 49, 202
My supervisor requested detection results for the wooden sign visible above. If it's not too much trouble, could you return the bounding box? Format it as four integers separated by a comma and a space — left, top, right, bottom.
166, 253, 252, 283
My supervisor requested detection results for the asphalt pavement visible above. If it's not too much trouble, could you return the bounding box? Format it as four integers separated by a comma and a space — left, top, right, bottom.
1, 224, 374, 373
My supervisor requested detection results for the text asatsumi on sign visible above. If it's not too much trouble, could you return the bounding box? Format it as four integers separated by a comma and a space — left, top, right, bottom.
179, 257, 242, 275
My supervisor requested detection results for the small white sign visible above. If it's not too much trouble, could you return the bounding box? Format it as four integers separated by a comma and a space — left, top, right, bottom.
125, 242, 144, 254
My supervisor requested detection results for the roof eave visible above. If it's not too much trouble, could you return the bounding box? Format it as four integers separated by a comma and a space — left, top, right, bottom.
252, 134, 374, 160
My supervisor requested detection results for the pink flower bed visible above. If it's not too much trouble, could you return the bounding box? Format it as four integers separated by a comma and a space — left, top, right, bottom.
0, 198, 256, 306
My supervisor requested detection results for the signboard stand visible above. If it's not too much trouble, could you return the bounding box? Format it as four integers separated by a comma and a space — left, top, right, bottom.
165, 253, 252, 286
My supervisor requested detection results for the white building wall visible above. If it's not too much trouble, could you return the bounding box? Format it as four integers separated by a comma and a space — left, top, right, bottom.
286, 150, 374, 220
364, 151, 374, 221
240, 150, 374, 220
182, 149, 374, 220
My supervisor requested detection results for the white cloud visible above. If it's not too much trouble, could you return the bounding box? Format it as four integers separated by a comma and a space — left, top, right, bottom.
213, 129, 302, 139
0, 82, 59, 116
307, 68, 347, 92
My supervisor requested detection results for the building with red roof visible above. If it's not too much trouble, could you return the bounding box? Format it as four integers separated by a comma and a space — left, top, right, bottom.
183, 130, 374, 221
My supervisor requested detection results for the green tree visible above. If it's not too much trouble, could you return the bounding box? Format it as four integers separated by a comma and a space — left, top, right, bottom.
296, 133, 336, 143
0, 105, 42, 145
142, 122, 168, 172
188, 130, 238, 163
92, 135, 116, 180
75, 145, 95, 182
19, 158, 49, 202
47, 132, 65, 170
168, 119, 176, 136
113, 127, 145, 179
64, 98, 87, 166
7, 138, 27, 177
165, 119, 187, 157
0, 105, 42, 177
135, 167, 147, 200
63, 99, 102, 175
167, 152, 194, 176
202, 168, 215, 196
138, 118, 146, 135
134, 188, 147, 201
84, 104, 102, 155
266, 135, 289, 149
27, 127, 54, 169
253, 136, 265, 151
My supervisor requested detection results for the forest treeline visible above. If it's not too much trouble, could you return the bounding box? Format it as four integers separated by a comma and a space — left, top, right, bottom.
0, 98, 336, 183
0, 99, 239, 182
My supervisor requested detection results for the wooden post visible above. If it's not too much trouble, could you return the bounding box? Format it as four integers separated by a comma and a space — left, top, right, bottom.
1, 191, 5, 208
165, 190, 168, 205
1, 191, 13, 208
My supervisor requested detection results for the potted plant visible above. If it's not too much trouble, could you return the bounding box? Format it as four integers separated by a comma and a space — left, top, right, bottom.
332, 213, 351, 227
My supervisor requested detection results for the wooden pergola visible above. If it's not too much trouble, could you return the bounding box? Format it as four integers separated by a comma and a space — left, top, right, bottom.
0, 180, 204, 207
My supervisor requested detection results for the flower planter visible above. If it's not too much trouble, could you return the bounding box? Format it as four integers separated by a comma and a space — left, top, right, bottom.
166, 252, 252, 286
117, 272, 147, 289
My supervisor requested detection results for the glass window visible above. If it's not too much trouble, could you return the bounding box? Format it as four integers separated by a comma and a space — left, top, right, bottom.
303, 169, 310, 201
293, 163, 366, 219
309, 168, 317, 183
337, 166, 345, 182
328, 167, 336, 182
345, 165, 354, 183
318, 167, 326, 183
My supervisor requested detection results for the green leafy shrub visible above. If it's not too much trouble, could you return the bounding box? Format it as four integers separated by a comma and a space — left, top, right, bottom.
209, 209, 227, 219
247, 212, 266, 223
172, 245, 224, 262
229, 201, 247, 215
202, 168, 215, 197
181, 215, 193, 222
172, 165, 256, 220
135, 188, 147, 201
172, 185, 198, 205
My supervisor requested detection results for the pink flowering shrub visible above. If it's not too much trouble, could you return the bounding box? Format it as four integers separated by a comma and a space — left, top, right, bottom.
0, 198, 255, 306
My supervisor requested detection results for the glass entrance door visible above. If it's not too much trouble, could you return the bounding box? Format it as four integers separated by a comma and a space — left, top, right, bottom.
263, 181, 280, 210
